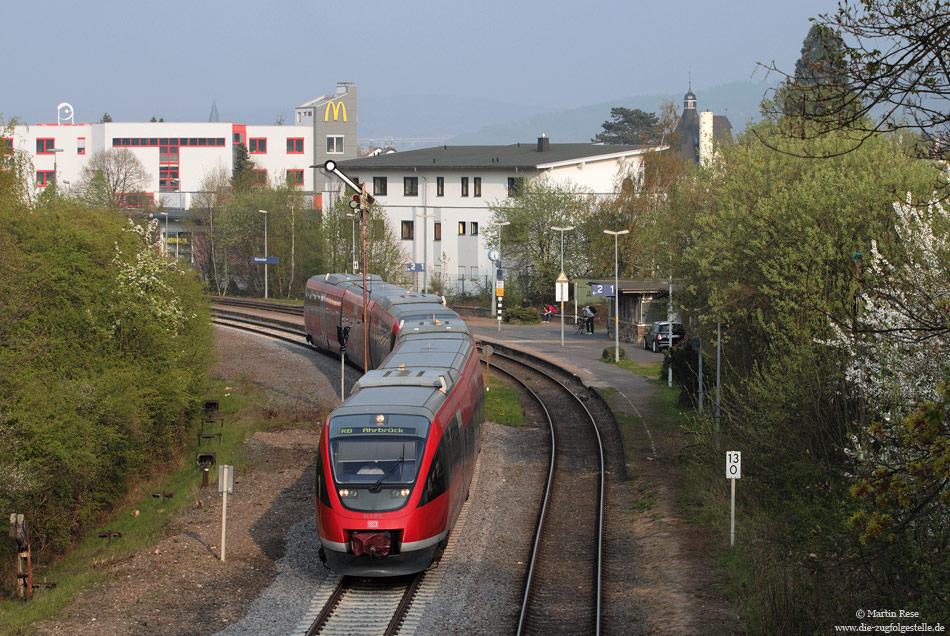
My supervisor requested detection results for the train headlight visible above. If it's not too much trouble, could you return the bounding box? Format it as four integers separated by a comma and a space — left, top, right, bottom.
392, 489, 410, 498
338, 489, 358, 498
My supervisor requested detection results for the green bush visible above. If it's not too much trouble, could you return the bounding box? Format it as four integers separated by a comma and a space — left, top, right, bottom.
0, 202, 213, 579
503, 306, 541, 323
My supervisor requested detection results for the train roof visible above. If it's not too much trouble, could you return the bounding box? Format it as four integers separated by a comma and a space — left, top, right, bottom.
341, 367, 460, 419
308, 274, 447, 313
336, 320, 473, 420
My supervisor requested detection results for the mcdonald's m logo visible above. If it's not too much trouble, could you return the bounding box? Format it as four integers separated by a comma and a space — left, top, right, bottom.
325, 101, 347, 122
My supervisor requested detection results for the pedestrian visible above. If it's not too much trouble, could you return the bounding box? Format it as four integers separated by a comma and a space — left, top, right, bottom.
521, 297, 530, 309
583, 305, 596, 334
542, 303, 557, 323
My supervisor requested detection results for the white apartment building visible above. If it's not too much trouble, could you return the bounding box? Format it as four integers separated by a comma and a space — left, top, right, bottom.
339, 137, 659, 288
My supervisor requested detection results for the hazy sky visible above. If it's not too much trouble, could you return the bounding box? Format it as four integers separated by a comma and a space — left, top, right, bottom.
7, 0, 834, 127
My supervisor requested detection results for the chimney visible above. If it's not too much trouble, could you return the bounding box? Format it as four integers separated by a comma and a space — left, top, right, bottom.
537, 135, 549, 152
699, 111, 714, 166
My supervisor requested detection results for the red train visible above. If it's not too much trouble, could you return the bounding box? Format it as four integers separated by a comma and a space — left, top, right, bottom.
304, 274, 484, 576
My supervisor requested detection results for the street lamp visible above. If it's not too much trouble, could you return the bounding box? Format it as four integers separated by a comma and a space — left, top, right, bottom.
491, 220, 511, 332
159, 212, 169, 257
259, 210, 269, 299
50, 148, 63, 201
551, 225, 574, 346
416, 209, 434, 293
603, 229, 629, 362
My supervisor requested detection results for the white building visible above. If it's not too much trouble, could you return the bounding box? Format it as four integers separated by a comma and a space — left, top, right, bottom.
338, 137, 660, 289
5, 83, 359, 259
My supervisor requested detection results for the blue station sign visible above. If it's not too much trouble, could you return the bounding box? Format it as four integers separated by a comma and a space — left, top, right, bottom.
591, 283, 615, 297
252, 256, 280, 264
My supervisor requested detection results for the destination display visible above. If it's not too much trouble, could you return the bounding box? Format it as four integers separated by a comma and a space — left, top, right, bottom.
337, 427, 415, 436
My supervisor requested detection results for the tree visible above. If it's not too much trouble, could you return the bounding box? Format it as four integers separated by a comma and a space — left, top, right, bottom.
779, 23, 853, 120
488, 176, 593, 301
762, 1, 950, 157
592, 107, 661, 145
231, 142, 256, 191
190, 167, 232, 295
100, 112, 112, 123
821, 192, 950, 560
77, 148, 151, 209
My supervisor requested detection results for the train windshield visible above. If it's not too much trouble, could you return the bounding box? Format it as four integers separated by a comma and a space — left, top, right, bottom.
327, 414, 429, 488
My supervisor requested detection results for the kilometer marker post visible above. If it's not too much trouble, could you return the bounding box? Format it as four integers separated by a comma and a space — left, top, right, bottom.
726, 451, 741, 546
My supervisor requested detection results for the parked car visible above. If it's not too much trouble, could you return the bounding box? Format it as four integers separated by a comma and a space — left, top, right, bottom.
643, 321, 685, 352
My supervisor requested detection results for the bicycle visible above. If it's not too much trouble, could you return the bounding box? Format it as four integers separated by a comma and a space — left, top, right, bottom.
574, 317, 592, 335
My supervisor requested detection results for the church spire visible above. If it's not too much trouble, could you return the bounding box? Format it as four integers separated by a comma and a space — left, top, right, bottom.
208, 98, 220, 123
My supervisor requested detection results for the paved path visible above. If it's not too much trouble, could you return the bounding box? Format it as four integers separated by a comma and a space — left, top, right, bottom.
466, 316, 661, 452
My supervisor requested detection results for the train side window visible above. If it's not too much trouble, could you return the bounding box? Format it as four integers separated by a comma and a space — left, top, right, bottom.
315, 443, 331, 507
418, 439, 447, 506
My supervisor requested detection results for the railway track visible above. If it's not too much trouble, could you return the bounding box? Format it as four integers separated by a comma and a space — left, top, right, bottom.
211, 301, 612, 635
485, 349, 605, 636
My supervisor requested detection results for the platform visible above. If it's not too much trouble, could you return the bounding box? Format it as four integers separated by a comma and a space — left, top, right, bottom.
466, 316, 660, 427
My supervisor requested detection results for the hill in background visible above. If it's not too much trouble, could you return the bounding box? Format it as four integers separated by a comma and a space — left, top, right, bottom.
358, 81, 770, 150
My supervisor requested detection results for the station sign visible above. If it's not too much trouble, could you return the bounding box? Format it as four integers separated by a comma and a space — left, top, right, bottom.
591, 283, 615, 297
406, 263, 425, 272
252, 256, 279, 264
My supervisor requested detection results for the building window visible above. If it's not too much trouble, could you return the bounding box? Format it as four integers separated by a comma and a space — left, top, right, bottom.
458, 266, 466, 280
471, 222, 479, 236
507, 177, 523, 197
401, 220, 414, 240
249, 138, 267, 154
474, 177, 481, 197
254, 169, 268, 185
36, 170, 54, 187
461, 177, 469, 197
159, 166, 180, 192
373, 177, 387, 196
404, 177, 418, 196
326, 136, 344, 153
1, 138, 12, 155
458, 221, 466, 235
470, 266, 478, 279
434, 222, 441, 241
286, 138, 304, 154
286, 169, 304, 186
436, 177, 444, 197
36, 138, 55, 155
77, 138, 86, 155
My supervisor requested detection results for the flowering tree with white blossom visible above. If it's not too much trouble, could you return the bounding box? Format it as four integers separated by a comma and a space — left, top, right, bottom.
825, 191, 950, 548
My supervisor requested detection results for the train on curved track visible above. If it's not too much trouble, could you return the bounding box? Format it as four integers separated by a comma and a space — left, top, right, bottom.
304, 274, 484, 576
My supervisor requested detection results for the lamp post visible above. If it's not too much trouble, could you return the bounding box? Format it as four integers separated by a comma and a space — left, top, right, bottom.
50, 148, 63, 201
159, 212, 169, 257
259, 210, 269, 299
551, 225, 574, 346
603, 229, 629, 362
416, 209, 434, 293
492, 220, 510, 332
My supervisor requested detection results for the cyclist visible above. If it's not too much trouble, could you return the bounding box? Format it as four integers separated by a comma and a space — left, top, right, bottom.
583, 305, 596, 334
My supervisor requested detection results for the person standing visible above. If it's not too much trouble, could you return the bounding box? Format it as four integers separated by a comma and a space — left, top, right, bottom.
583, 305, 595, 334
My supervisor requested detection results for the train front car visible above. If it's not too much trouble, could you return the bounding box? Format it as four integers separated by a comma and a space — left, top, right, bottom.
315, 320, 483, 577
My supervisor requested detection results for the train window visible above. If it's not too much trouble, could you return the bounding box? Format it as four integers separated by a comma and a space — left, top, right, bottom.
419, 439, 447, 506
330, 439, 423, 485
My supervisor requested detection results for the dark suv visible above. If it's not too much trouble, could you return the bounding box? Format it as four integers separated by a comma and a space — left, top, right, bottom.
643, 321, 685, 352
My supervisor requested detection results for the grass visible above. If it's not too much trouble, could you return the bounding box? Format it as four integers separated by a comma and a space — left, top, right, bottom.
608, 356, 664, 379
0, 377, 322, 635
484, 374, 526, 427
